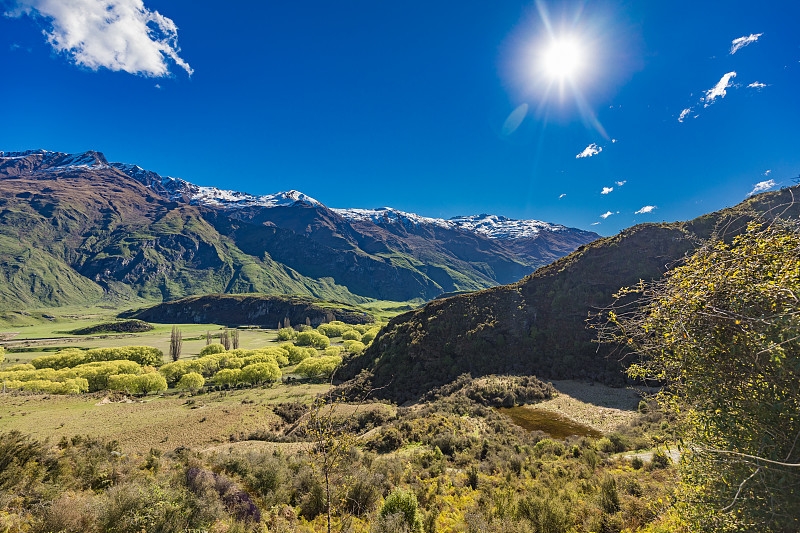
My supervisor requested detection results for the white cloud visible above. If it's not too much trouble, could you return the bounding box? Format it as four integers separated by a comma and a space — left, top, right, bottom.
748, 81, 767, 88
559, 193, 566, 199
730, 33, 762, 54
8, 0, 192, 77
704, 72, 736, 107
748, 179, 777, 196
576, 143, 602, 159
615, 180, 626, 187
635, 205, 656, 214
764, 170, 772, 175
678, 108, 691, 122
590, 222, 601, 226
601, 187, 613, 195
600, 211, 615, 219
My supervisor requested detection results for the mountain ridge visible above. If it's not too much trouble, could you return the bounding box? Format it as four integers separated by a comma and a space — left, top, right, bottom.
0, 149, 599, 308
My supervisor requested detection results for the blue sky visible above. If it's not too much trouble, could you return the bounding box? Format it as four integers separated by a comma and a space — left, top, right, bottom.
1, 0, 799, 235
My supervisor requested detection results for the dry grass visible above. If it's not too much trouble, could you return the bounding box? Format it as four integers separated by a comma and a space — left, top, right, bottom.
0, 383, 329, 454
529, 380, 650, 433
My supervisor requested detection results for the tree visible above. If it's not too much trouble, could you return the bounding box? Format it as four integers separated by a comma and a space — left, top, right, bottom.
220, 329, 231, 351
231, 329, 240, 350
600, 221, 800, 531
206, 331, 212, 345
304, 391, 360, 533
169, 326, 182, 362
283, 317, 291, 329
177, 372, 205, 394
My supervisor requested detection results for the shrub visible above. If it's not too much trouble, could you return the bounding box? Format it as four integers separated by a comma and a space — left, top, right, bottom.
240, 363, 281, 385
345, 341, 366, 355
294, 356, 342, 379
378, 489, 423, 532
31, 346, 163, 369
276, 328, 297, 341
177, 372, 205, 393
281, 344, 315, 364
199, 343, 226, 357
361, 327, 380, 344
107, 373, 167, 395
341, 330, 361, 341
214, 368, 242, 386
296, 331, 330, 349
317, 321, 350, 338
323, 346, 342, 357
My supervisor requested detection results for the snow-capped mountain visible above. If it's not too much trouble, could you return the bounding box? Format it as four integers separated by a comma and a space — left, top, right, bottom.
331, 208, 568, 240
1, 150, 586, 242
110, 161, 321, 209
0, 149, 600, 303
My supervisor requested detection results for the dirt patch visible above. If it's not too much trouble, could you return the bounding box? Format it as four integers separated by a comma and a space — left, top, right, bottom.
527, 380, 651, 433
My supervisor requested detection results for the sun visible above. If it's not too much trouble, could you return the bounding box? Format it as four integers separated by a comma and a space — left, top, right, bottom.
541, 36, 584, 81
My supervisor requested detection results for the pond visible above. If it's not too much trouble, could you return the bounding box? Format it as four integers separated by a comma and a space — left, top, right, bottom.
497, 406, 602, 440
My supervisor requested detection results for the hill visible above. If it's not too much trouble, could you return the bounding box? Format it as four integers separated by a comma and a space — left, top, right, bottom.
122, 293, 373, 326
339, 186, 800, 402
0, 150, 598, 308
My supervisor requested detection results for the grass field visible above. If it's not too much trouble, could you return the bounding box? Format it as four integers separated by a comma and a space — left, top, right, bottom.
0, 384, 330, 454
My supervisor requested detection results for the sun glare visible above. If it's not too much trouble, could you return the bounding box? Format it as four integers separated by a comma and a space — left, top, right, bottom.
542, 37, 584, 81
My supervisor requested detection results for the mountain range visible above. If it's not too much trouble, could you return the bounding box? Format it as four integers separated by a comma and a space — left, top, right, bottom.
0, 149, 598, 309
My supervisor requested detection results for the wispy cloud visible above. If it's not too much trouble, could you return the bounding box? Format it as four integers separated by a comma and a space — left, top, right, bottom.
748, 179, 777, 196
576, 143, 602, 159
678, 108, 692, 122
601, 187, 613, 195
614, 180, 626, 187
748, 81, 767, 89
730, 33, 762, 54
764, 170, 772, 176
7, 0, 192, 77
704, 72, 736, 107
600, 211, 617, 219
635, 205, 656, 214
559, 193, 566, 199
590, 222, 600, 226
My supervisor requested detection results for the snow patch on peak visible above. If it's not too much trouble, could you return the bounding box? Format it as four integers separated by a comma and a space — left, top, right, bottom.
331, 207, 453, 229
332, 207, 566, 240
190, 188, 322, 209
1, 149, 109, 171
448, 214, 566, 239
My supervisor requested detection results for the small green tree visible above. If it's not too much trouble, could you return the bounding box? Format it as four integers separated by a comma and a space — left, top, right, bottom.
377, 489, 423, 532
177, 372, 205, 394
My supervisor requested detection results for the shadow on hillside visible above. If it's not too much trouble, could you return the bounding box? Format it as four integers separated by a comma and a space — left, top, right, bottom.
546, 379, 649, 411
